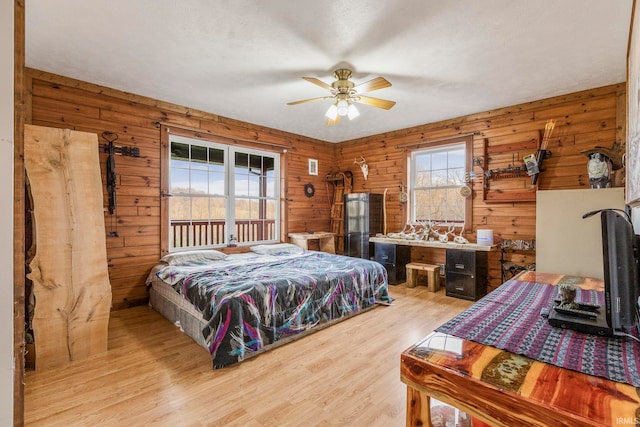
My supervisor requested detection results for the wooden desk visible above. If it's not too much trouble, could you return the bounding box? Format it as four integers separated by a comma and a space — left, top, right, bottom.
288, 232, 336, 254
400, 271, 640, 427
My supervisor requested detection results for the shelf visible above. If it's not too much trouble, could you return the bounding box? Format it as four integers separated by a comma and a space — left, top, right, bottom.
480, 135, 541, 203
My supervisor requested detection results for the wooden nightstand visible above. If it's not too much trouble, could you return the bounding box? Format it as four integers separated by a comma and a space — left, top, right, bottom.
288, 232, 336, 254
220, 245, 251, 255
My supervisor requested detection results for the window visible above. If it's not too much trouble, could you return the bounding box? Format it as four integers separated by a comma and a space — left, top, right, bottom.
409, 137, 472, 228
168, 134, 279, 250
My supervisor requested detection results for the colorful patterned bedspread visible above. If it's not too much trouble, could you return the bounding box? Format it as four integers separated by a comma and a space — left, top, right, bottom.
152, 251, 391, 368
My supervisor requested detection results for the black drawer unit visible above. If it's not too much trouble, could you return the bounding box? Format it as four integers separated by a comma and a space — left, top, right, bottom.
374, 243, 410, 285
445, 249, 488, 301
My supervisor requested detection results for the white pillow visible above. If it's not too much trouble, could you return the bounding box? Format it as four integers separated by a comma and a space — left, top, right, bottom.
250, 243, 304, 256
160, 249, 228, 266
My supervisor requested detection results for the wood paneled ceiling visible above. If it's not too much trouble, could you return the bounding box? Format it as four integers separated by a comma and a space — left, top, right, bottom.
26, 0, 633, 143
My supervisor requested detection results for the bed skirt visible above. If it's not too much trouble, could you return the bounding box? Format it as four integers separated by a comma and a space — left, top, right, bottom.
149, 280, 209, 350
149, 279, 382, 366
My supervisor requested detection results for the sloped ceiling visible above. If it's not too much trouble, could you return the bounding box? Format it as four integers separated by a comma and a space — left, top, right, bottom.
26, 0, 633, 143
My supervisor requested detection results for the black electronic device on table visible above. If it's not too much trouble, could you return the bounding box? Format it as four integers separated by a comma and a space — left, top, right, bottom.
548, 208, 640, 338
553, 305, 598, 320
548, 301, 610, 335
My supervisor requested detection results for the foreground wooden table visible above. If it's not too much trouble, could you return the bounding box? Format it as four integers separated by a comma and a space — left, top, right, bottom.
400, 271, 640, 427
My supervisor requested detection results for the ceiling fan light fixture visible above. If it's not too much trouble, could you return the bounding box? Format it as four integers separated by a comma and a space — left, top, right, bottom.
325, 103, 338, 120
289, 68, 394, 125
347, 103, 360, 120
336, 99, 349, 116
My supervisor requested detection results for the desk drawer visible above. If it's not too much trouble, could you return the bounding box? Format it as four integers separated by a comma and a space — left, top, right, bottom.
445, 272, 476, 300
445, 249, 488, 301
379, 262, 405, 284
374, 243, 396, 263
375, 243, 410, 285
446, 249, 476, 274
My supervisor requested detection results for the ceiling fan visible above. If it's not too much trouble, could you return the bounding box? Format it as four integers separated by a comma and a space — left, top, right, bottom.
287, 69, 396, 125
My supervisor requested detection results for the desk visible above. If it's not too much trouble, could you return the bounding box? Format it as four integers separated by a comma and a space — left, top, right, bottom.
400, 271, 640, 427
288, 232, 335, 254
371, 237, 494, 297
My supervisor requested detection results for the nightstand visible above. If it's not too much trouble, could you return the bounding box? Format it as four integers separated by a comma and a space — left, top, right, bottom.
288, 232, 336, 254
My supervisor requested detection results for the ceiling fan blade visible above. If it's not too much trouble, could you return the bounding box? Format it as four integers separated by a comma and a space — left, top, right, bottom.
326, 115, 341, 125
302, 77, 334, 91
352, 77, 391, 93
354, 95, 396, 110
287, 96, 333, 106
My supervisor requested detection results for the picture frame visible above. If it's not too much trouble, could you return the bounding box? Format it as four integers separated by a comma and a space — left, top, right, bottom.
627, 0, 640, 206
308, 158, 318, 176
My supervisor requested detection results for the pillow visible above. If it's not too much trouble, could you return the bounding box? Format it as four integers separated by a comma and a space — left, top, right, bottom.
160, 249, 228, 266
250, 243, 304, 256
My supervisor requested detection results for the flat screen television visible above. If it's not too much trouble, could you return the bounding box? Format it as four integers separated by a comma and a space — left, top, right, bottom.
599, 208, 640, 334
549, 208, 640, 337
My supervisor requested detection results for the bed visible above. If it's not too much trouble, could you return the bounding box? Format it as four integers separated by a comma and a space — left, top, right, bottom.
145, 244, 391, 369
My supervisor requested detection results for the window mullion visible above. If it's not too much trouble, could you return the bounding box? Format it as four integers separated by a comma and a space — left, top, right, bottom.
226, 148, 234, 245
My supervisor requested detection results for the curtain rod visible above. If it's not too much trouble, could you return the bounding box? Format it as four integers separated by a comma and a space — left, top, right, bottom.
395, 132, 479, 149
154, 121, 295, 151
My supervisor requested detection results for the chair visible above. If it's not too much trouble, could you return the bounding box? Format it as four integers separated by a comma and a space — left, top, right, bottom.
500, 239, 536, 282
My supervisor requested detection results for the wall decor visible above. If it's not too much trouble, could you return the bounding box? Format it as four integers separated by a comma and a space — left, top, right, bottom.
103, 131, 118, 216
628, 1, 640, 205
354, 156, 369, 180
304, 183, 315, 197
399, 184, 408, 203
308, 158, 318, 175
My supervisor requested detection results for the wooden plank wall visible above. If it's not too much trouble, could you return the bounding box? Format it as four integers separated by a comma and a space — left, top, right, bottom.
27, 69, 336, 309
27, 68, 625, 303
336, 83, 626, 291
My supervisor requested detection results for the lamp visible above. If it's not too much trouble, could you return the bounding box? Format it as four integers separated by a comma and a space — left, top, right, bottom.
325, 97, 360, 122
336, 99, 349, 116
325, 103, 338, 120
347, 103, 359, 120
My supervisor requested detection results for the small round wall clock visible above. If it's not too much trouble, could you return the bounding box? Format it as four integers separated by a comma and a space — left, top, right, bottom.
304, 183, 315, 198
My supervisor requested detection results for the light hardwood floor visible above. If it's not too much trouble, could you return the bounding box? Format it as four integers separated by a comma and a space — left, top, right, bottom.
24, 283, 473, 427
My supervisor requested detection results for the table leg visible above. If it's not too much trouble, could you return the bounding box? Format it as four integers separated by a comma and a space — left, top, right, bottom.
406, 386, 430, 427
290, 237, 309, 250
406, 268, 417, 288
319, 236, 336, 254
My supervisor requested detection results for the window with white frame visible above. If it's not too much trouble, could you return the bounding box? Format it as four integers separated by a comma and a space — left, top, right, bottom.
410, 142, 467, 225
168, 135, 279, 249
